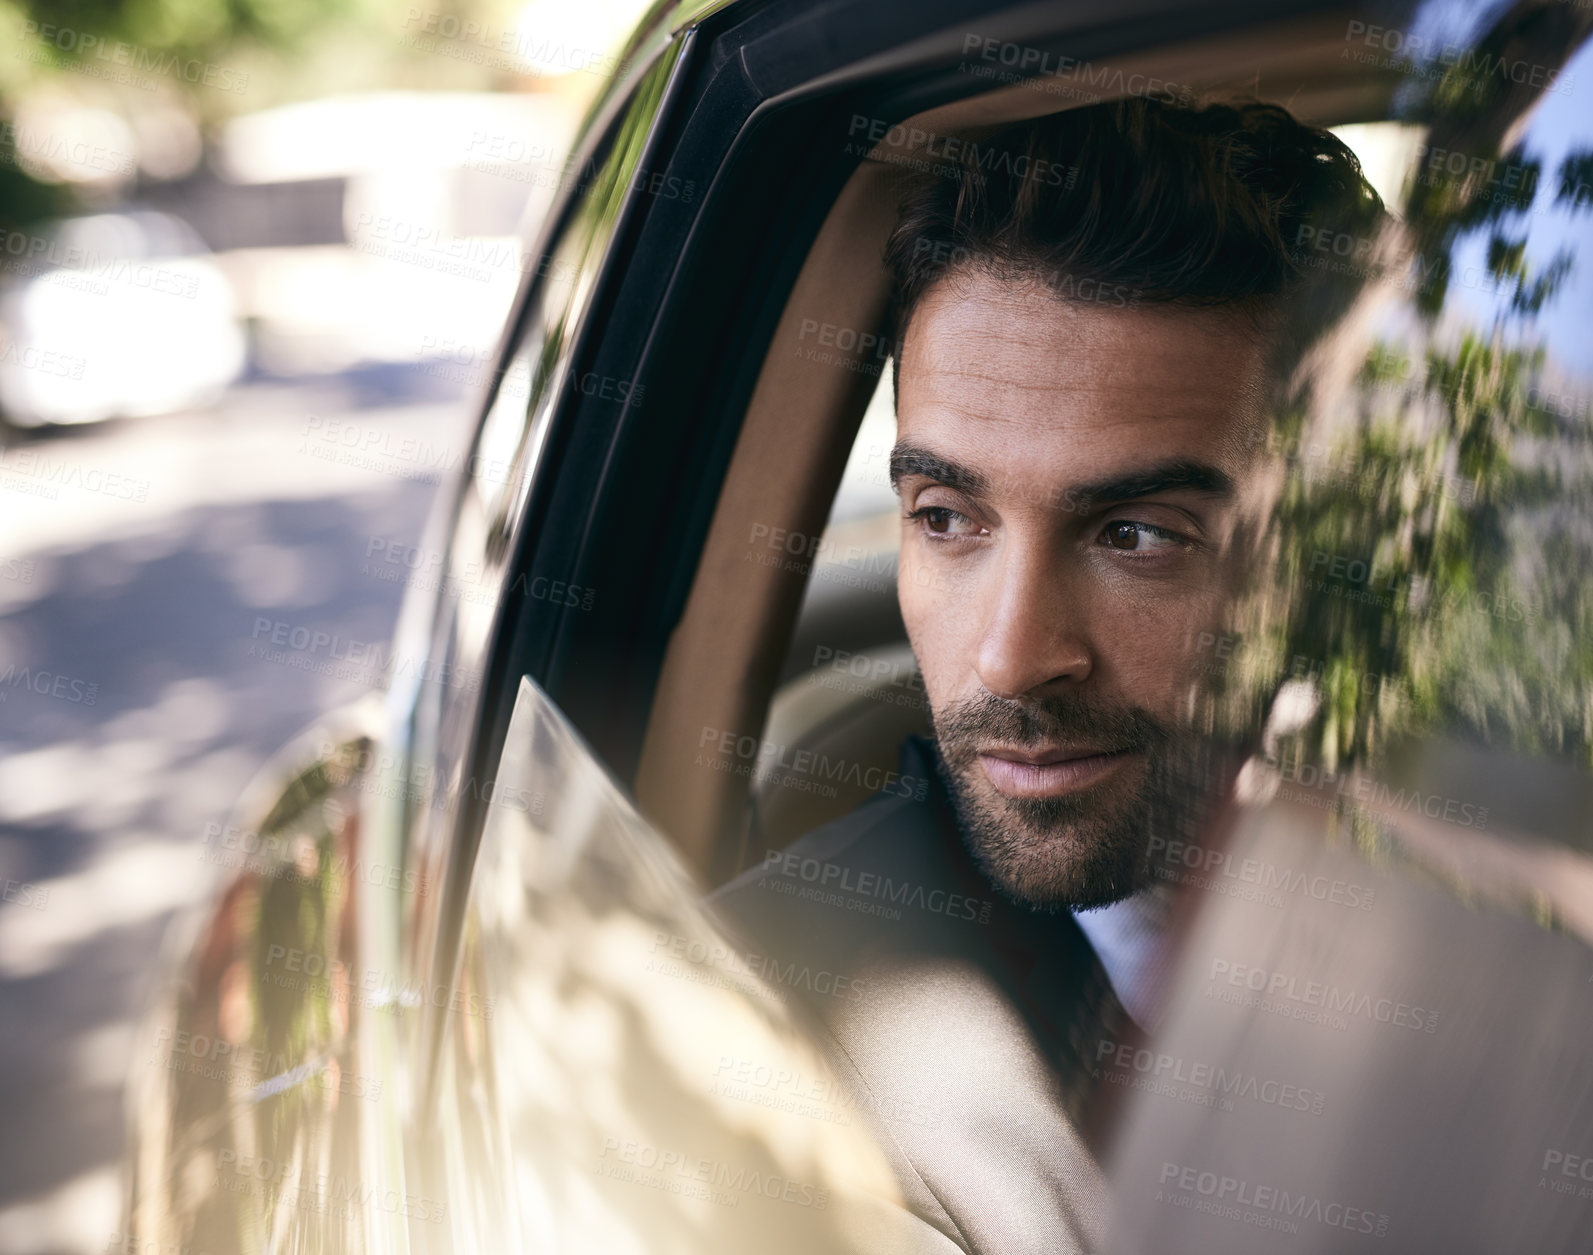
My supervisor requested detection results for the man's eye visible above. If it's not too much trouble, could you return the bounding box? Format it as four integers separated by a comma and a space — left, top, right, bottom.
907, 506, 978, 537
1100, 520, 1184, 552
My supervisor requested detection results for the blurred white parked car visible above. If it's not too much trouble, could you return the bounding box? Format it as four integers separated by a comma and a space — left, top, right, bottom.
0, 209, 246, 427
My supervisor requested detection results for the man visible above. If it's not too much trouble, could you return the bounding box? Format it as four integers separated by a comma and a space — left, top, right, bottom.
713, 96, 1382, 1254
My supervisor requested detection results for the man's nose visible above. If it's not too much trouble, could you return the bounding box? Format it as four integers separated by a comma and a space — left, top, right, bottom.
972, 544, 1092, 699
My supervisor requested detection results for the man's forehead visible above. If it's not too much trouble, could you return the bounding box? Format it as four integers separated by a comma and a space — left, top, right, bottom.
895, 273, 1270, 479
901, 277, 1266, 407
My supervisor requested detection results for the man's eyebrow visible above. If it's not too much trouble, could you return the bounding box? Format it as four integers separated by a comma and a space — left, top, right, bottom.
887, 445, 1234, 510
888, 443, 989, 497
1069, 459, 1235, 510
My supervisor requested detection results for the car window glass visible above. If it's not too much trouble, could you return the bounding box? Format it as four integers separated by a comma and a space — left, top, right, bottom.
432, 677, 943, 1252
1103, 24, 1593, 1249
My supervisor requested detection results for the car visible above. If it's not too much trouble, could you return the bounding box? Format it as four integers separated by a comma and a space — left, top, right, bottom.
0, 209, 245, 427
121, 0, 1593, 1251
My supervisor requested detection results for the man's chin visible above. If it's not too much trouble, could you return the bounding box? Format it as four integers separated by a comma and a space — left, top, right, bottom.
931, 708, 1228, 909
970, 836, 1147, 912
949, 777, 1151, 911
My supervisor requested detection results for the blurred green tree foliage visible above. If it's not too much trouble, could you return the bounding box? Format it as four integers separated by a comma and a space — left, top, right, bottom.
1222, 38, 1593, 780
0, 0, 540, 227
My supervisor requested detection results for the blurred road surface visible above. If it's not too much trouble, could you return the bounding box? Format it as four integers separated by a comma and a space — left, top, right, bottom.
0, 368, 475, 1254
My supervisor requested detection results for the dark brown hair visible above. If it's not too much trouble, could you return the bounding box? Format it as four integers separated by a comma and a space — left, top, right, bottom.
884, 97, 1386, 388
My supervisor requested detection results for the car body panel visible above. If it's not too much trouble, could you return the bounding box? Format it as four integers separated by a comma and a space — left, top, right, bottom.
121, 697, 409, 1254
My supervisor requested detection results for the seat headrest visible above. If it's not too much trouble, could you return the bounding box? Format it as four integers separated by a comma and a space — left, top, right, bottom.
747, 641, 933, 859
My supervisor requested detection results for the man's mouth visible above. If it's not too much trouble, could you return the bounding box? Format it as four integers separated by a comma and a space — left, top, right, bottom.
975, 744, 1139, 798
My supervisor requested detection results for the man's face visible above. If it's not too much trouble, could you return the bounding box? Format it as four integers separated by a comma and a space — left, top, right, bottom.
893, 271, 1272, 910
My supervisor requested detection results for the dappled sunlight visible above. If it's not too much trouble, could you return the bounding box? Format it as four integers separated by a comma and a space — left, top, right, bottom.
0, 379, 463, 1249
446, 679, 922, 1252
0, 840, 209, 980
0, 1165, 120, 1255
0, 742, 99, 827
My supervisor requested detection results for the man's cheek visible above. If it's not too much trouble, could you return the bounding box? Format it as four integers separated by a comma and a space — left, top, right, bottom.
1092, 605, 1205, 707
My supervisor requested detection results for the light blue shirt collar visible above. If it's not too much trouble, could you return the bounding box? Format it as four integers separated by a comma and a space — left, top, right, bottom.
1072, 885, 1174, 1033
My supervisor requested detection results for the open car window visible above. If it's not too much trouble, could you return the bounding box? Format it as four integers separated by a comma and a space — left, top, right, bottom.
646, 5, 1593, 1249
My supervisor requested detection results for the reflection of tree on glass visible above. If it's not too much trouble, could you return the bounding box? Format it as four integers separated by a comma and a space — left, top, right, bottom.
1215, 43, 1593, 795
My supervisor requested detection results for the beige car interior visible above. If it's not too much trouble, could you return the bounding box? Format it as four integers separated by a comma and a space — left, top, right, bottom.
634, 6, 1402, 883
